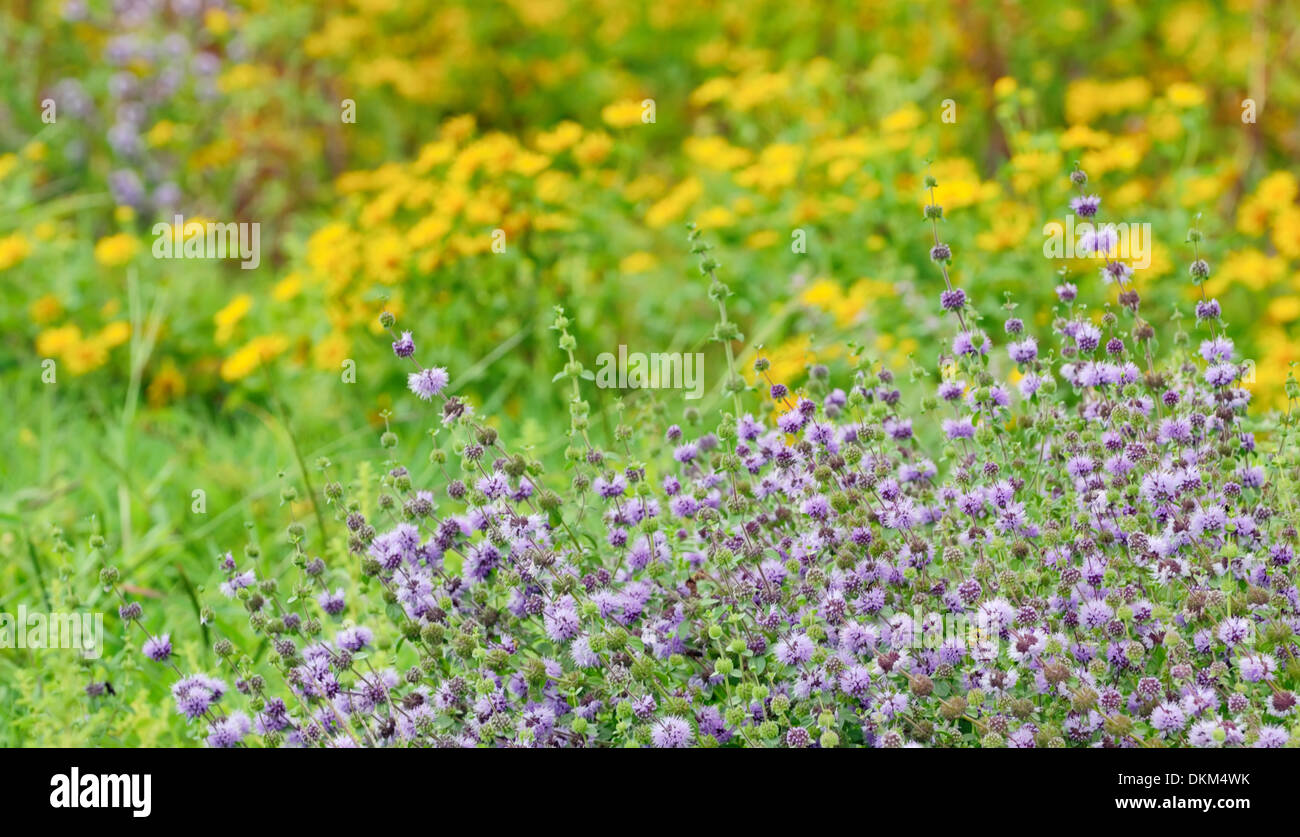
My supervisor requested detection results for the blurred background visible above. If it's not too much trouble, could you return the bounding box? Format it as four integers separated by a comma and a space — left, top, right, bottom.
1, 0, 1298, 742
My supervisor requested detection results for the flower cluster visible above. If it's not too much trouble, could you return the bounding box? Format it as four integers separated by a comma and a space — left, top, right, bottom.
98, 167, 1300, 748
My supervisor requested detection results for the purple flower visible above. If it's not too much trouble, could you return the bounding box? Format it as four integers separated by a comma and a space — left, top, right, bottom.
408, 367, 450, 400
336, 626, 373, 652
1069, 194, 1100, 218
392, 331, 415, 358
206, 711, 252, 748
143, 634, 172, 663
318, 588, 346, 615
650, 716, 693, 748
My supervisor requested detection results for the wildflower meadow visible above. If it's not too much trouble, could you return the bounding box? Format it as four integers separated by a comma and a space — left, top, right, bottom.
3, 0, 1300, 785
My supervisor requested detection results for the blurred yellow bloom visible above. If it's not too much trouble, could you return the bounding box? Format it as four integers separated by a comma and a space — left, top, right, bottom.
64, 337, 109, 376
1214, 249, 1286, 293
29, 294, 62, 324
735, 144, 803, 192
512, 150, 550, 177
312, 331, 351, 371
93, 234, 138, 267
683, 136, 752, 170
1066, 77, 1151, 124
1267, 296, 1300, 324
221, 335, 289, 381
746, 230, 780, 249
205, 8, 231, 35
601, 99, 646, 128
645, 177, 702, 228
0, 233, 31, 270
36, 325, 82, 357
993, 77, 1018, 98
96, 321, 132, 350
0, 153, 17, 179
690, 77, 733, 107
696, 205, 735, 230
729, 72, 790, 111
407, 213, 451, 249
881, 103, 923, 133
1059, 125, 1111, 150
1009, 150, 1062, 193
977, 203, 1034, 251
1165, 82, 1206, 108
534, 122, 583, 154
1255, 171, 1297, 206
619, 252, 657, 274
1273, 206, 1300, 259
273, 274, 304, 302
214, 294, 253, 345
534, 171, 572, 205
572, 132, 612, 166
23, 141, 47, 161
918, 158, 995, 209
146, 120, 177, 147
147, 358, 186, 408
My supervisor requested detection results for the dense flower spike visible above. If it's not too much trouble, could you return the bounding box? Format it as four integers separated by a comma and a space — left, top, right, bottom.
108, 166, 1299, 749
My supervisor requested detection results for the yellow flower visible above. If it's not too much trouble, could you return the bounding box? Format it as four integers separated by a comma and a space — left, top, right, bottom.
1059, 125, 1111, 150
746, 230, 780, 249
619, 252, 657, 274
572, 132, 612, 167
221, 335, 289, 382
219, 63, 273, 93
734, 143, 803, 192
64, 337, 109, 376
205, 8, 231, 35
29, 294, 63, 324
917, 158, 994, 210
1267, 296, 1300, 324
976, 203, 1034, 251
146, 120, 177, 147
729, 72, 790, 111
1255, 171, 1298, 206
690, 77, 733, 107
0, 233, 31, 270
1065, 77, 1151, 124
214, 294, 253, 345
312, 331, 351, 371
272, 274, 303, 302
534, 171, 572, 205
993, 77, 1018, 98
147, 358, 187, 408
1271, 206, 1300, 260
645, 177, 702, 228
512, 150, 550, 177
93, 233, 138, 267
36, 325, 82, 357
23, 141, 47, 162
96, 321, 132, 350
534, 121, 583, 154
1166, 82, 1207, 108
696, 205, 735, 230
1213, 249, 1285, 294
881, 103, 923, 134
682, 136, 752, 170
601, 99, 647, 128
